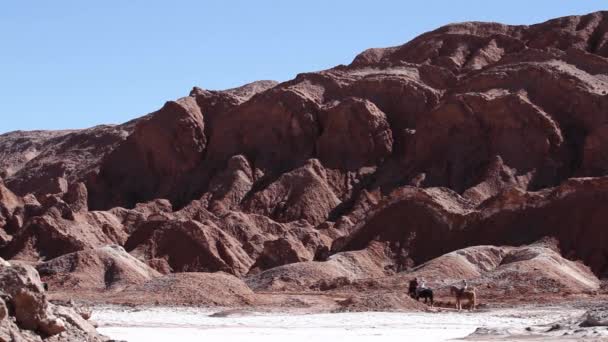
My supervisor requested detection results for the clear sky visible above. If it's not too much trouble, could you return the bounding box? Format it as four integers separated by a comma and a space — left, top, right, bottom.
1, 1, 606, 134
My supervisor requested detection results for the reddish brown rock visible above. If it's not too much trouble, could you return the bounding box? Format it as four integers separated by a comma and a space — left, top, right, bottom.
109, 198, 173, 233
38, 176, 69, 196
347, 69, 444, 133
247, 241, 395, 291
206, 155, 254, 210
352, 240, 600, 304
0, 261, 106, 341
89, 97, 206, 210
191, 80, 278, 133
0, 230, 10, 249
180, 209, 331, 272
125, 219, 253, 276
462, 155, 522, 205
117, 272, 254, 306
2, 209, 127, 262
0, 182, 23, 233
333, 292, 428, 312
205, 88, 322, 174
339, 177, 608, 277
411, 241, 599, 292
409, 89, 566, 191
63, 182, 88, 213
317, 98, 393, 169
0, 11, 608, 294
0, 184, 22, 215
146, 258, 173, 274
250, 237, 313, 272
1, 124, 136, 197
37, 245, 161, 291
243, 159, 341, 225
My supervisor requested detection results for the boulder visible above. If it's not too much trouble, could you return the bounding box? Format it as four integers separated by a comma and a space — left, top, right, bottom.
580, 309, 608, 327
13, 289, 66, 335
0, 261, 106, 340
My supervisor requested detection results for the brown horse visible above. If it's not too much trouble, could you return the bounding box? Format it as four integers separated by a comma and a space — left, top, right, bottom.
449, 285, 476, 311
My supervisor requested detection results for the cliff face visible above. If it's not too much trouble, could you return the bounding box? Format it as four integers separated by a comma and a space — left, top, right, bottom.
2, 12, 608, 284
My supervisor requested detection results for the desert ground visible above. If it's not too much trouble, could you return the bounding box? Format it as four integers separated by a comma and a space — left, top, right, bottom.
91, 303, 607, 342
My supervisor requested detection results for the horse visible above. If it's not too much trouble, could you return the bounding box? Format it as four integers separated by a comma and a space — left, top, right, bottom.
408, 278, 434, 306
449, 285, 476, 311
415, 287, 434, 306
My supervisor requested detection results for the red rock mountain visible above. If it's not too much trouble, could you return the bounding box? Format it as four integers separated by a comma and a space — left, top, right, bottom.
2, 11, 608, 294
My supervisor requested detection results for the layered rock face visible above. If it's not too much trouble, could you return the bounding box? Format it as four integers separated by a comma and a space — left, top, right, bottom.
37, 245, 161, 291
1, 12, 608, 301
0, 123, 137, 197
339, 178, 608, 277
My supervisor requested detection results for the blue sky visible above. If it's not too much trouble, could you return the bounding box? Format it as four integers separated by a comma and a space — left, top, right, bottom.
1, 1, 606, 133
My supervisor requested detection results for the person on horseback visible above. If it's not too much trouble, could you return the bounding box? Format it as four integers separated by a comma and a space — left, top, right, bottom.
407, 277, 434, 306
408, 277, 419, 298
451, 280, 476, 311
419, 278, 428, 290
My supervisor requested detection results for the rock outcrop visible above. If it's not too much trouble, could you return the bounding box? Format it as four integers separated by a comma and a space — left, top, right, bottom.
247, 241, 394, 291
339, 178, 608, 278
2, 209, 127, 262
88, 97, 206, 210
125, 219, 254, 276
0, 182, 23, 235
316, 98, 393, 170
0, 258, 107, 341
37, 245, 161, 291
406, 242, 600, 296
242, 159, 341, 225
1, 123, 136, 197
116, 272, 254, 306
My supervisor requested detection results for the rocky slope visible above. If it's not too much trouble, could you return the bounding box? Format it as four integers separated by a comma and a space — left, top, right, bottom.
1, 11, 608, 311
0, 122, 138, 197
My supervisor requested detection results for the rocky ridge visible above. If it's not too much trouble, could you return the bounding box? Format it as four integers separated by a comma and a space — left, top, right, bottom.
1, 11, 608, 314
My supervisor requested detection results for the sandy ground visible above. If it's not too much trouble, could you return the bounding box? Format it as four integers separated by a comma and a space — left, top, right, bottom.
92, 305, 591, 342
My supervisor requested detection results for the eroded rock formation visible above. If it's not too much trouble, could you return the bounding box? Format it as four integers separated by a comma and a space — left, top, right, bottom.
0, 12, 608, 308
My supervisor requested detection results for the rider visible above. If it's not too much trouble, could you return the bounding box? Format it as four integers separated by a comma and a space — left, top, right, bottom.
408, 277, 419, 297
461, 279, 469, 290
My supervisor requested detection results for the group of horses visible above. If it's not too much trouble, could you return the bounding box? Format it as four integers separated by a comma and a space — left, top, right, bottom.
408, 279, 477, 311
